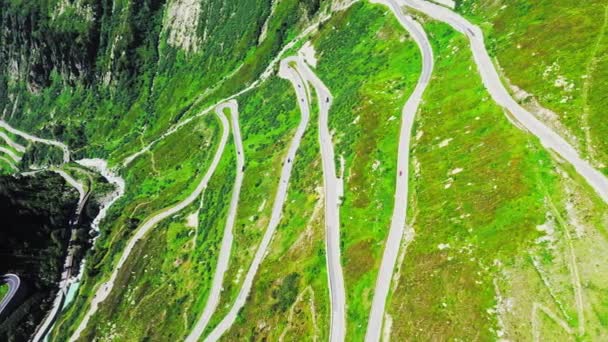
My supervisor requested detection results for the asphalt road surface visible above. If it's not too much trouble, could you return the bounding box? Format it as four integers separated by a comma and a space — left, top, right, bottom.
365, 1, 434, 340
186, 100, 245, 342
0, 274, 21, 315
0, 120, 70, 163
294, 56, 347, 342
0, 156, 17, 171
0, 131, 26, 152
0, 146, 21, 163
401, 0, 608, 204
203, 57, 311, 342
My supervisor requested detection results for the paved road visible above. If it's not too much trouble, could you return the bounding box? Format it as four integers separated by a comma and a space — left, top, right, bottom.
69, 108, 230, 342
186, 100, 245, 342
35, 159, 125, 342
28, 168, 90, 342
0, 131, 26, 152
365, 1, 433, 341
120, 8, 349, 169
293, 57, 347, 342
0, 146, 21, 163
0, 274, 20, 315
53, 169, 88, 220
32, 290, 65, 342
0, 120, 70, 163
0, 156, 18, 171
400, 0, 608, 204
203, 57, 311, 342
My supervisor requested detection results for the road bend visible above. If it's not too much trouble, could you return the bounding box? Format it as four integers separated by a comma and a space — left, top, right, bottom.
69, 107, 230, 342
294, 56, 347, 342
186, 100, 245, 342
0, 274, 21, 315
365, 1, 434, 340
203, 57, 311, 342
401, 0, 608, 204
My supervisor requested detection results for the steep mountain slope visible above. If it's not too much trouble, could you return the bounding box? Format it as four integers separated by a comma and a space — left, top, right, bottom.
0, 0, 323, 161
1, 0, 327, 340
1, 0, 607, 341
458, 0, 608, 172
385, 19, 608, 340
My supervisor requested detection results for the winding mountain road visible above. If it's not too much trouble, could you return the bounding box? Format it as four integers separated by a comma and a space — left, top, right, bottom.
0, 274, 20, 315
0, 125, 79, 340
400, 0, 608, 203
0, 156, 18, 171
52, 169, 88, 220
32, 168, 90, 342
0, 120, 70, 163
33, 290, 65, 342
203, 57, 311, 342
120, 5, 354, 170
292, 56, 347, 342
0, 131, 26, 153
186, 100, 245, 342
0, 146, 21, 163
69, 106, 230, 342
34, 159, 126, 341
365, 1, 433, 340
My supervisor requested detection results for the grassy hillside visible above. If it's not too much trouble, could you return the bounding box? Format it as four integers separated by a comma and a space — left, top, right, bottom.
216, 86, 330, 341
202, 3, 425, 339
50, 111, 223, 340
0, 0, 326, 339
202, 75, 306, 335
0, 172, 83, 341
313, 3, 420, 339
0, 0, 323, 166
457, 0, 608, 172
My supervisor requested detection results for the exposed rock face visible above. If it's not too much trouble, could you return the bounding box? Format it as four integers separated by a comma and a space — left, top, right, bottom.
165, 0, 202, 52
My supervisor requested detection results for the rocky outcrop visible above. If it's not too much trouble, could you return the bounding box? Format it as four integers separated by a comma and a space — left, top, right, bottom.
164, 0, 202, 52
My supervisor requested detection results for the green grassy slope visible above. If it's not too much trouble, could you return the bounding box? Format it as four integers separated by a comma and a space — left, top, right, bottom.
215, 2, 423, 339
51, 113, 222, 340
457, 0, 608, 173
385, 19, 608, 341
0, 164, 12, 173
2, 0, 608, 340
0, 0, 325, 338
313, 3, 421, 339
218, 90, 330, 341
201, 76, 303, 333
385, 21, 551, 339
67, 145, 236, 341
